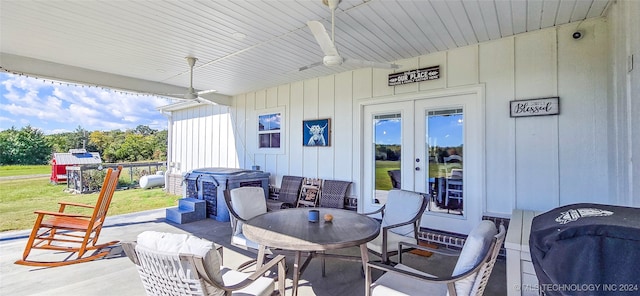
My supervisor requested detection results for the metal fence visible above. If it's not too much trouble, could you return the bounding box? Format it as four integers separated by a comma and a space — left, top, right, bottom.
66, 161, 167, 194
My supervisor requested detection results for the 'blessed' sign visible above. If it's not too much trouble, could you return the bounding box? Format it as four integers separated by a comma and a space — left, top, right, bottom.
510, 97, 560, 117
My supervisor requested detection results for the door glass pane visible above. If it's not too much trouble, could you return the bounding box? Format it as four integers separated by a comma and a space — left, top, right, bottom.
426, 108, 464, 215
373, 113, 401, 204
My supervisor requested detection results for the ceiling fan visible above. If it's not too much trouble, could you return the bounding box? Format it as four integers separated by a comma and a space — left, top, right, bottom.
165, 57, 216, 103
300, 0, 400, 71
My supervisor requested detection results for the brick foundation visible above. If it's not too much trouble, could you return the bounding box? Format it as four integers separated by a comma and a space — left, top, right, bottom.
167, 173, 183, 196
418, 215, 510, 258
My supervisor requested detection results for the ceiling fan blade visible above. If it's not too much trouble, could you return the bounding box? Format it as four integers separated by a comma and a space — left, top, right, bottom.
159, 95, 196, 102
343, 58, 400, 69
196, 89, 217, 95
195, 97, 217, 105
161, 93, 185, 97
298, 61, 324, 72
307, 21, 339, 57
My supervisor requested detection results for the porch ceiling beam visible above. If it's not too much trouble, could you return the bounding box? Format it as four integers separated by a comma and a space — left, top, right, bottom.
0, 53, 232, 106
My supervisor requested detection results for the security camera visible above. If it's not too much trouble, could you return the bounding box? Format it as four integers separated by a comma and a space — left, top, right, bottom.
572, 30, 584, 40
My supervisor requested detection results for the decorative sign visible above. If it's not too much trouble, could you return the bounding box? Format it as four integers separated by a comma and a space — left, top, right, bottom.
388, 66, 440, 86
510, 97, 560, 117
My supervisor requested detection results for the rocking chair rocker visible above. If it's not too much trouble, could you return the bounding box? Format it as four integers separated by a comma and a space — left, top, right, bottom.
15, 165, 123, 267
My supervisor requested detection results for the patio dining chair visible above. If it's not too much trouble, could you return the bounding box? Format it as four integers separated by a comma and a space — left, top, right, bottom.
387, 170, 401, 189
366, 220, 506, 296
224, 187, 273, 270
123, 231, 285, 296
364, 189, 428, 264
269, 175, 304, 209
15, 165, 122, 267
319, 180, 352, 209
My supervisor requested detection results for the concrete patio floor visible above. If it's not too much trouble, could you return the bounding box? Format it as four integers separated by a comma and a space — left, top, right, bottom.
0, 208, 506, 296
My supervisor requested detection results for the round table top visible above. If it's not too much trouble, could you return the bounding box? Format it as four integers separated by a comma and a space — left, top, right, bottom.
242, 208, 380, 251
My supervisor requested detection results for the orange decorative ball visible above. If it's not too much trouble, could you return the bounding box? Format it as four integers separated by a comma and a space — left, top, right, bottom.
324, 213, 334, 222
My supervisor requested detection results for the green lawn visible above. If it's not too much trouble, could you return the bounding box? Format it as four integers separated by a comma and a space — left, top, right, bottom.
375, 160, 400, 190
0, 175, 180, 232
0, 165, 50, 177
375, 160, 462, 191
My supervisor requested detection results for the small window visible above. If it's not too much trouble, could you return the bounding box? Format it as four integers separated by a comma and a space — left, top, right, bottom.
257, 107, 285, 153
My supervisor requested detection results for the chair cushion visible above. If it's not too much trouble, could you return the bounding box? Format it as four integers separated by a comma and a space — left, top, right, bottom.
371, 263, 445, 296
382, 190, 425, 236
367, 230, 417, 255
220, 267, 275, 296
231, 233, 261, 251
230, 187, 267, 235
450, 220, 497, 296
136, 231, 224, 296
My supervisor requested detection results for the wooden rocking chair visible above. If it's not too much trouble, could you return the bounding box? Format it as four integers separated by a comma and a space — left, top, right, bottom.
15, 165, 122, 267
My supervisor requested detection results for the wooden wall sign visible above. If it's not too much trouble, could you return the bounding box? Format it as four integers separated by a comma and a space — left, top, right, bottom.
510, 97, 560, 117
388, 66, 440, 86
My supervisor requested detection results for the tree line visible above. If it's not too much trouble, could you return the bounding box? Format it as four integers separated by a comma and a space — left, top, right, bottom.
0, 125, 167, 165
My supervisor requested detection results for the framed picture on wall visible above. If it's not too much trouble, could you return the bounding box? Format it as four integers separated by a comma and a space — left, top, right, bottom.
303, 118, 331, 147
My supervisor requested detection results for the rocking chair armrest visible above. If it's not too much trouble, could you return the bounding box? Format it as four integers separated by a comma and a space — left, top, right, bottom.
58, 201, 95, 209
33, 210, 91, 219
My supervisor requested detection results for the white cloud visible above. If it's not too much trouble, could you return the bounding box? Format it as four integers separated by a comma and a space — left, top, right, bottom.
0, 116, 16, 123
122, 115, 141, 123
1, 72, 172, 132
44, 128, 73, 135
45, 95, 63, 109
68, 103, 102, 118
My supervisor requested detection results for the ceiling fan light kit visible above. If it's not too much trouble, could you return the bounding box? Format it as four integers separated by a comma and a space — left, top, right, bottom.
322, 0, 341, 10
323, 55, 343, 66
165, 56, 217, 104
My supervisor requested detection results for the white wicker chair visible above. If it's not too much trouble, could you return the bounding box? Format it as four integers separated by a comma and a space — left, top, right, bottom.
365, 221, 506, 296
123, 231, 285, 296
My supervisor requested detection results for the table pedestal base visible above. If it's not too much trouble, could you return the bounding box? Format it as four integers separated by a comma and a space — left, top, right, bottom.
256, 244, 371, 296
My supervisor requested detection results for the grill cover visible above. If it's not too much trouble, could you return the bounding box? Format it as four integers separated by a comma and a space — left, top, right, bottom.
529, 203, 640, 295
183, 168, 269, 221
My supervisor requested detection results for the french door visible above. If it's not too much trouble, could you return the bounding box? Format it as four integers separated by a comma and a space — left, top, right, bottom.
362, 92, 482, 234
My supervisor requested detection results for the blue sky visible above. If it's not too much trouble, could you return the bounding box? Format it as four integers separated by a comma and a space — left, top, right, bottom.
375, 119, 402, 145
0, 72, 174, 134
375, 114, 463, 147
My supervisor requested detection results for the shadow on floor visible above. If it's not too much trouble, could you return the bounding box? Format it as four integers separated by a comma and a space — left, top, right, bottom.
1, 208, 506, 296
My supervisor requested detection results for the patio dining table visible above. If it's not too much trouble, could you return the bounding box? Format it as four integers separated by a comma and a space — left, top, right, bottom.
242, 207, 380, 296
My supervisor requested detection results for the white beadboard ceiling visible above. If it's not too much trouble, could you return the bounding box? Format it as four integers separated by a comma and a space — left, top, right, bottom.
0, 0, 611, 100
